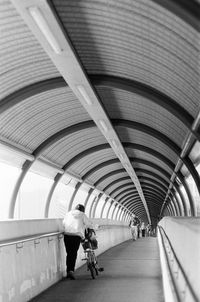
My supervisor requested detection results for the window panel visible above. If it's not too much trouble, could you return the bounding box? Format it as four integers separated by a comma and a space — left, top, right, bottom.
49, 182, 75, 218
0, 162, 20, 220
14, 172, 53, 219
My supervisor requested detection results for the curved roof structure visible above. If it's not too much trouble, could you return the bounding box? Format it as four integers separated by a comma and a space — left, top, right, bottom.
0, 0, 200, 224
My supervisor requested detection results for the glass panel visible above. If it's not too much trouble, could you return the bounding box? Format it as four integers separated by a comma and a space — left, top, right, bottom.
113, 206, 118, 220
108, 203, 116, 219
94, 195, 106, 218
174, 192, 184, 215
101, 198, 111, 218
114, 207, 120, 220
124, 210, 129, 221
73, 184, 90, 210
186, 164, 200, 216
14, 172, 53, 219
197, 164, 200, 216
85, 190, 98, 217
189, 141, 200, 164
49, 182, 75, 218
117, 207, 123, 220
0, 162, 21, 220
179, 185, 191, 216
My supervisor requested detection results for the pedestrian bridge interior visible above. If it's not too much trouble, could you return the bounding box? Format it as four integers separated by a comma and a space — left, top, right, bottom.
0, 0, 200, 301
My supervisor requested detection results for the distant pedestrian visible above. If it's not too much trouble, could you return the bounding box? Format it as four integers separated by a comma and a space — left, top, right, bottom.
140, 222, 146, 237
129, 215, 140, 240
146, 224, 151, 236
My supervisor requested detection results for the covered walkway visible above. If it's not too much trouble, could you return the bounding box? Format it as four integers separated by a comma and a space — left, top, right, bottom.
31, 237, 163, 302
0, 1, 200, 301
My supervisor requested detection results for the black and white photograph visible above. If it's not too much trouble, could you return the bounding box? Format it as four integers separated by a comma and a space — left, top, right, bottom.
0, 1, 199, 301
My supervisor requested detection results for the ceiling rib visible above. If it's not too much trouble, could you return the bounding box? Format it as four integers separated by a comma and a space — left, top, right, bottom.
0, 77, 65, 114
59, 142, 173, 185
133, 158, 171, 179
2, 75, 200, 142
114, 188, 138, 200
151, 0, 200, 31
137, 171, 170, 188
141, 183, 167, 196
128, 199, 161, 215
103, 177, 130, 192
137, 168, 169, 182
8, 122, 96, 217
103, 168, 170, 193
109, 183, 135, 197
121, 191, 163, 207
139, 179, 168, 194
162, 109, 200, 215
113, 119, 200, 195
123, 143, 175, 169
11, 0, 150, 223
82, 159, 120, 181
91, 75, 199, 139
6, 117, 186, 218
119, 194, 145, 208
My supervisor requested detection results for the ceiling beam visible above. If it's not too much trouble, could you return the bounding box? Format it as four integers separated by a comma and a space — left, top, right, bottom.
11, 0, 150, 222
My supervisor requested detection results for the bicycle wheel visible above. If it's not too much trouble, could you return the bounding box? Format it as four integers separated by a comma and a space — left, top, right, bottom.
90, 251, 98, 276
93, 256, 99, 276
94, 263, 99, 276
88, 262, 95, 279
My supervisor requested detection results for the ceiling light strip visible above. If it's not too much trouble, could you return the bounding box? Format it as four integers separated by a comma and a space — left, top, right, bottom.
29, 6, 62, 54
77, 85, 93, 105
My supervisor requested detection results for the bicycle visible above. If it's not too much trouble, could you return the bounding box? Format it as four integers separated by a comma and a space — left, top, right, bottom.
81, 229, 104, 279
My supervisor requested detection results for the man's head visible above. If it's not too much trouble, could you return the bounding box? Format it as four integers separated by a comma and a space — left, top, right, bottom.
75, 204, 85, 213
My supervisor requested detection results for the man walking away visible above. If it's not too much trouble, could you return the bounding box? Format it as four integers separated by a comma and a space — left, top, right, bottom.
63, 204, 93, 280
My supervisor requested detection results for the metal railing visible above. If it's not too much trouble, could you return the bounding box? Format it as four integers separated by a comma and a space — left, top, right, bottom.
0, 222, 127, 249
0, 231, 64, 250
158, 226, 199, 302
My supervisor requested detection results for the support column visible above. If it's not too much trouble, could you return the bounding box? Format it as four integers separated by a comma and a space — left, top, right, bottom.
84, 187, 95, 209
92, 193, 103, 218
174, 181, 187, 216
169, 193, 179, 216
115, 205, 121, 220
68, 181, 82, 211
170, 189, 182, 216
111, 203, 118, 220
100, 197, 109, 218
119, 207, 125, 221
89, 195, 97, 218
106, 200, 114, 219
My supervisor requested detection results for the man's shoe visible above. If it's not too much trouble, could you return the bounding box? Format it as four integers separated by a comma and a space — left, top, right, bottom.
67, 271, 75, 280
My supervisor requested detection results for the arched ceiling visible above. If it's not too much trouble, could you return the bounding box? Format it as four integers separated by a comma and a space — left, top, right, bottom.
0, 0, 200, 224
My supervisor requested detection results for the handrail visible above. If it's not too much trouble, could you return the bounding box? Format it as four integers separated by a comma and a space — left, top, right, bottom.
0, 223, 128, 248
0, 231, 63, 248
158, 226, 199, 302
